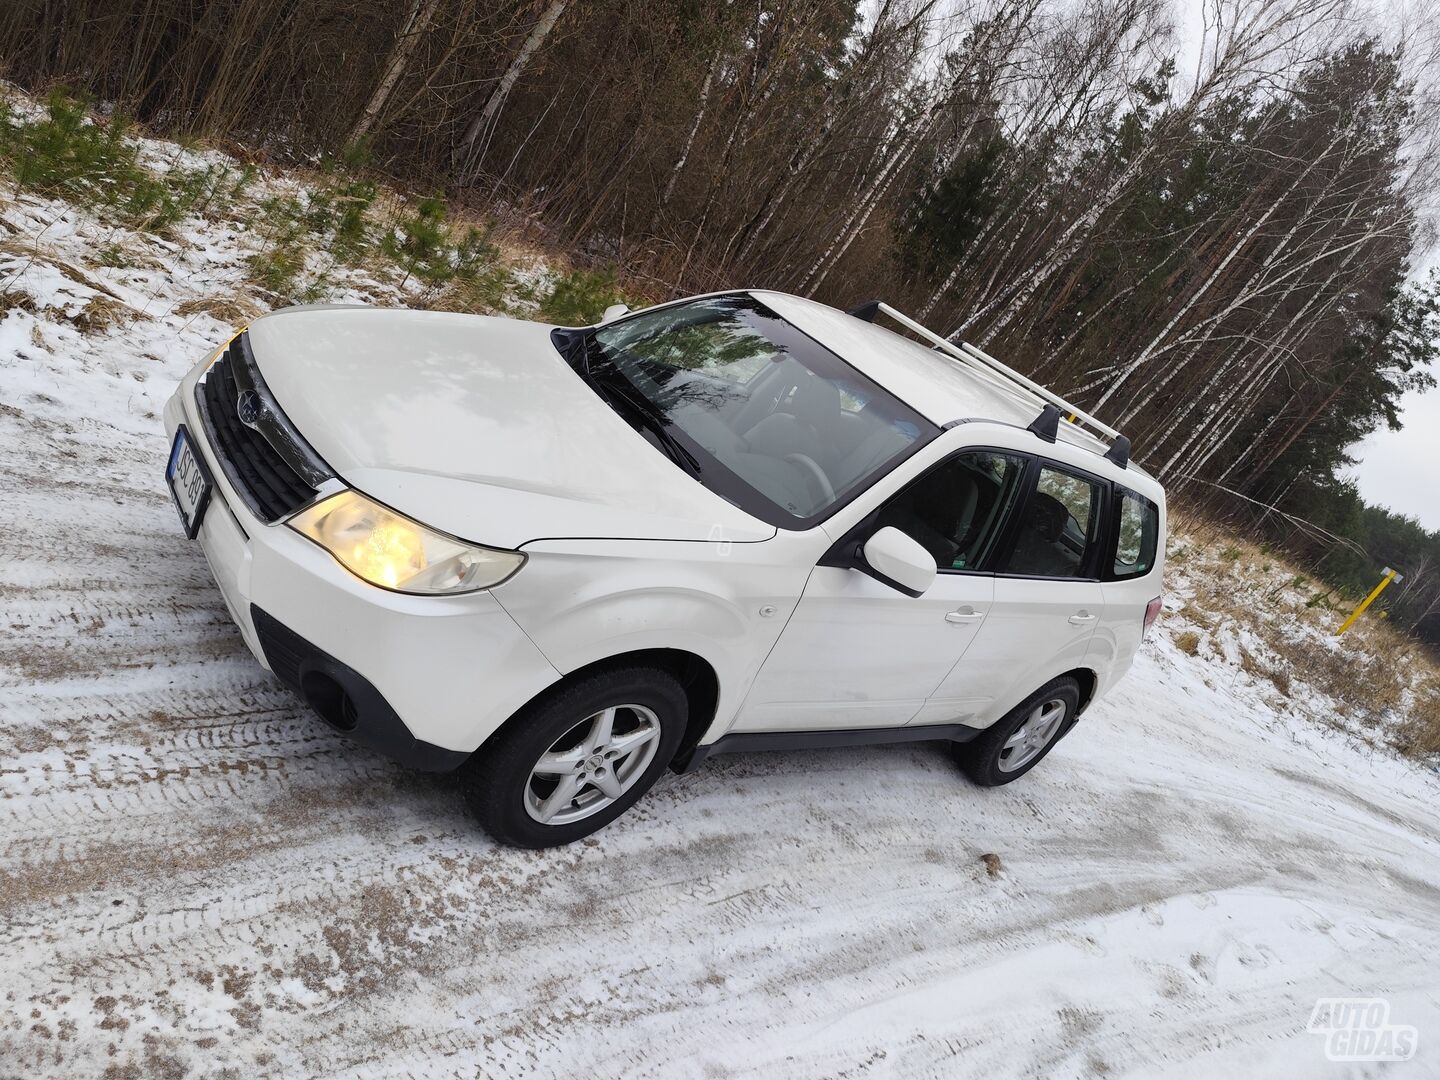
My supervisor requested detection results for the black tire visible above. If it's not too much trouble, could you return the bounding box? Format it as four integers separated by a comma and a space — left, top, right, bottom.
460, 666, 688, 848
954, 676, 1079, 787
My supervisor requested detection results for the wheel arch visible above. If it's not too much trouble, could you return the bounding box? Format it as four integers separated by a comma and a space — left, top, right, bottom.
1061, 666, 1099, 715
1053, 666, 1098, 740
481, 648, 721, 770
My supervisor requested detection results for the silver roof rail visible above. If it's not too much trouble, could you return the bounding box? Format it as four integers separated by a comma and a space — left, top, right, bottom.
860, 302, 1125, 453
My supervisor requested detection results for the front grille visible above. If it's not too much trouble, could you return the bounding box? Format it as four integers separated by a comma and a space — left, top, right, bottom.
199, 341, 318, 522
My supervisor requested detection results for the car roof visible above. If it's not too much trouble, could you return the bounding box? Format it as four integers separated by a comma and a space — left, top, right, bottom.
753, 290, 1163, 499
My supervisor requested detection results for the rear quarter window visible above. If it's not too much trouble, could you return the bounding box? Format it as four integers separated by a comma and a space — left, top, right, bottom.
1110, 489, 1159, 579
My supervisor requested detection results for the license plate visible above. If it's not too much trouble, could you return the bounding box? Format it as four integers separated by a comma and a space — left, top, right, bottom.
166, 425, 213, 539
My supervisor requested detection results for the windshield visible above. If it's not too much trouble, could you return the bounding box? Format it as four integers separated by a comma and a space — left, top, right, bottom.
582, 295, 937, 528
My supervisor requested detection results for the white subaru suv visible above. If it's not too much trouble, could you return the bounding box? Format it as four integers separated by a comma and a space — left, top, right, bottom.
163, 291, 1164, 847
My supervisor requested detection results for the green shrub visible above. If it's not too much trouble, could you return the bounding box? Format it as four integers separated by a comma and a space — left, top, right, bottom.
436, 265, 516, 315
0, 90, 136, 199
95, 243, 128, 268
246, 245, 307, 296
0, 89, 225, 233
243, 193, 311, 296
243, 173, 382, 296
1, 91, 506, 305
538, 268, 630, 325
298, 273, 338, 305
307, 148, 378, 259
330, 179, 379, 259
382, 195, 497, 290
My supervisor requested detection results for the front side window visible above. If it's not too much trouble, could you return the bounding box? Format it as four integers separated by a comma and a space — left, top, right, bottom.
584, 296, 938, 527
877, 451, 1028, 570
1004, 465, 1103, 578
1111, 489, 1159, 578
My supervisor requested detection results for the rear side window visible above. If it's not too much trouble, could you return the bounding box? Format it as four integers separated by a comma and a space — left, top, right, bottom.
1111, 489, 1159, 578
876, 451, 1027, 571
1003, 465, 1103, 578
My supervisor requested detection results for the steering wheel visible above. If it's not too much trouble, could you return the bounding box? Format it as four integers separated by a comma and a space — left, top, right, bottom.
784, 453, 835, 507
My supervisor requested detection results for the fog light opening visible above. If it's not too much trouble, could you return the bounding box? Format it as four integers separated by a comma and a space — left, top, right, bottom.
300, 670, 358, 732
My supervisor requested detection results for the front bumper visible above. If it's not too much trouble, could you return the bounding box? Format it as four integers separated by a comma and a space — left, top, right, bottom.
249, 605, 469, 770
162, 349, 562, 766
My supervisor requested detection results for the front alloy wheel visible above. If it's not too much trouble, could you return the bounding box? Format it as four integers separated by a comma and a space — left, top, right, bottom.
460, 667, 687, 848
524, 704, 664, 825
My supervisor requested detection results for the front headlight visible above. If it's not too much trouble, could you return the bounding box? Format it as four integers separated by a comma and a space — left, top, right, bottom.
288, 491, 525, 595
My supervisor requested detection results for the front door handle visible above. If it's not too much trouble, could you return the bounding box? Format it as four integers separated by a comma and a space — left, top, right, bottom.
945, 607, 984, 624
1067, 611, 1097, 626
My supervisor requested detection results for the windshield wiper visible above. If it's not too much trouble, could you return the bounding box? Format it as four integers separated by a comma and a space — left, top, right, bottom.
578, 344, 702, 476
550, 327, 590, 375
637, 413, 703, 476
613, 389, 703, 475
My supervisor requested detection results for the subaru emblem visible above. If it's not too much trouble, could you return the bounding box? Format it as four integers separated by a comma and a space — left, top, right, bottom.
236, 389, 263, 427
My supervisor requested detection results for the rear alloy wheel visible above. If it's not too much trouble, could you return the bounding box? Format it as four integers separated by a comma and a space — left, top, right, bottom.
955, 676, 1079, 786
460, 667, 687, 848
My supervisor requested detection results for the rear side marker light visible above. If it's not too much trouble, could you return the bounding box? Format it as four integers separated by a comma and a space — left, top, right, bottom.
1142, 595, 1163, 640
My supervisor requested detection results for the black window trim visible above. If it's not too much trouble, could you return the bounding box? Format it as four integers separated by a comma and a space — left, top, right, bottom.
997, 457, 1112, 583
556, 292, 943, 533
819, 444, 1035, 577
1103, 484, 1161, 581
821, 446, 1116, 584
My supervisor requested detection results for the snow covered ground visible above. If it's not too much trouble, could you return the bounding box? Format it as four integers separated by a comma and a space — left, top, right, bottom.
2, 117, 1439, 1078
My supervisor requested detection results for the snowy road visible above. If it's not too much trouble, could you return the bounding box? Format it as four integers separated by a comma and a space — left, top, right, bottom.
3, 185, 1440, 1076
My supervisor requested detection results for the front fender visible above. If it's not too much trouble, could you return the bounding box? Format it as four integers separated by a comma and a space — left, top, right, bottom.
491, 537, 819, 743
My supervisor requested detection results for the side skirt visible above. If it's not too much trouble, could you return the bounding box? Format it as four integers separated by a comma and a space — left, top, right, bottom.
677, 722, 982, 773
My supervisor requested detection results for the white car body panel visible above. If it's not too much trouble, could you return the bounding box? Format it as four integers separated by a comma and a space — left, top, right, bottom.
164, 360, 561, 756
911, 576, 1100, 728
491, 530, 822, 746
246, 307, 774, 548
165, 290, 1166, 770
732, 566, 995, 731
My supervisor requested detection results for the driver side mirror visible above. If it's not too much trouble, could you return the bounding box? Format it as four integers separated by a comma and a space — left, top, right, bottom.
860, 526, 936, 597
599, 303, 631, 325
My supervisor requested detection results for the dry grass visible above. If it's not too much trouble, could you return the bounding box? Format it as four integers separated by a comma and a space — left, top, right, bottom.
175, 294, 264, 325
1, 285, 37, 315
73, 293, 135, 332
1166, 509, 1440, 760
1, 238, 139, 333
1268, 665, 1293, 698
0, 242, 119, 296
1394, 675, 1440, 756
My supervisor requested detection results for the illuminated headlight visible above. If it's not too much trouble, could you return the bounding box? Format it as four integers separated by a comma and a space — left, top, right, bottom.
288, 491, 525, 595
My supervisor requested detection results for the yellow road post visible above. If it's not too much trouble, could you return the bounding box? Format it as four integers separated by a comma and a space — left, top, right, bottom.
1336, 567, 1402, 636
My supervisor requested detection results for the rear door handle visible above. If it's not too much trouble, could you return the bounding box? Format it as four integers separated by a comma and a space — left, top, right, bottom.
945, 607, 984, 624
1067, 612, 1097, 625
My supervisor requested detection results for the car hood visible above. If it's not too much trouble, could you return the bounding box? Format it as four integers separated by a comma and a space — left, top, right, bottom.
246, 306, 774, 548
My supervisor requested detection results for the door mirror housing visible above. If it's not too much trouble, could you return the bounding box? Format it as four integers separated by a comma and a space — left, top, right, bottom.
860, 526, 936, 597
599, 303, 631, 325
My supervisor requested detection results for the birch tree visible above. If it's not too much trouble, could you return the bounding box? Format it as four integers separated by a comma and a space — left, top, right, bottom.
349, 0, 445, 144
457, 0, 569, 178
